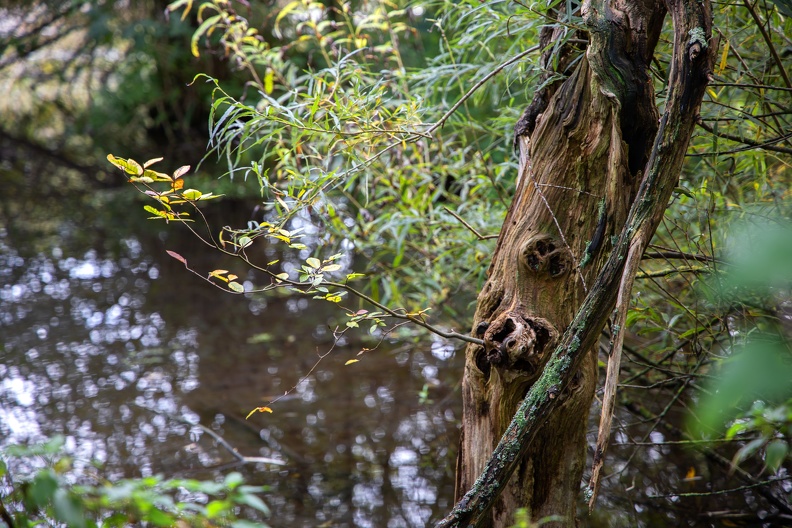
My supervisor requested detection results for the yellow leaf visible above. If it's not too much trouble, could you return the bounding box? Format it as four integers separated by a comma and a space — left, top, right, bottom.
172, 178, 185, 190
264, 68, 274, 94
344, 359, 359, 365
209, 269, 229, 282
718, 41, 729, 76
684, 467, 696, 480
227, 274, 238, 281
245, 406, 273, 419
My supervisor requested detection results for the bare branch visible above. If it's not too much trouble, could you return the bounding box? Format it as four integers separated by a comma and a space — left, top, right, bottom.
696, 118, 792, 155
443, 207, 499, 240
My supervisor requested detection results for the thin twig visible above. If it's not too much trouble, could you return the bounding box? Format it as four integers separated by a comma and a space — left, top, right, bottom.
426, 45, 539, 135
647, 477, 792, 498
137, 405, 285, 466
636, 266, 709, 278
643, 248, 721, 264
261, 320, 410, 410
687, 132, 792, 156
708, 81, 792, 93
741, 0, 792, 89
696, 118, 792, 155
443, 207, 499, 240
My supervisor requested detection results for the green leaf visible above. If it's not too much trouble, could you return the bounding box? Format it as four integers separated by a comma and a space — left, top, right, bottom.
228, 282, 244, 293
144, 508, 174, 527
29, 469, 59, 507
306, 257, 321, 269
52, 488, 87, 528
247, 332, 272, 343
224, 471, 244, 490
765, 440, 788, 473
322, 264, 342, 272
235, 493, 270, 514
107, 154, 142, 175
733, 437, 767, 467
127, 158, 143, 176
206, 499, 230, 518
182, 189, 203, 200
239, 236, 253, 248
143, 169, 172, 181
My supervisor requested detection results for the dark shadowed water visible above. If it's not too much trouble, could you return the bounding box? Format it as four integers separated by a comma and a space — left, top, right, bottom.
0, 188, 462, 527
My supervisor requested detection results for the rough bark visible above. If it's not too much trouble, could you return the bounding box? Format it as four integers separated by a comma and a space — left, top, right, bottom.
446, 0, 714, 526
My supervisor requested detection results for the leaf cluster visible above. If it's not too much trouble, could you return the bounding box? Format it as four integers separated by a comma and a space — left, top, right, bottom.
0, 436, 270, 527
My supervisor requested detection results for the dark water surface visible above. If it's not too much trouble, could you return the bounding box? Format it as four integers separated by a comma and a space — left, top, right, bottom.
0, 190, 462, 527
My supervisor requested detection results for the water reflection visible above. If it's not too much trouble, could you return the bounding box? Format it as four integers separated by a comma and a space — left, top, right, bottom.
0, 197, 462, 527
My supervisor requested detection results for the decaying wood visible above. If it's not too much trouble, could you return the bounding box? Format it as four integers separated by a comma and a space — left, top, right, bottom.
587, 237, 642, 508
442, 0, 715, 526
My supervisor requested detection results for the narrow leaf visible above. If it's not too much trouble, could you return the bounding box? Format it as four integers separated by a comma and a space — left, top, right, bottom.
166, 250, 187, 266
173, 165, 191, 179
143, 157, 164, 168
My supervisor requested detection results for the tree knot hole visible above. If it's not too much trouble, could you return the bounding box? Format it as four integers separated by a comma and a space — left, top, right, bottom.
483, 311, 554, 372
521, 236, 571, 277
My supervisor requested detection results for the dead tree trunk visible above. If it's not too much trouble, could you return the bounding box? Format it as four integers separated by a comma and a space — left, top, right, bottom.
451, 1, 714, 526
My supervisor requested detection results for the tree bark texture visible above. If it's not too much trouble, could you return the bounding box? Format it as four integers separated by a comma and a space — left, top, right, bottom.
450, 1, 714, 526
